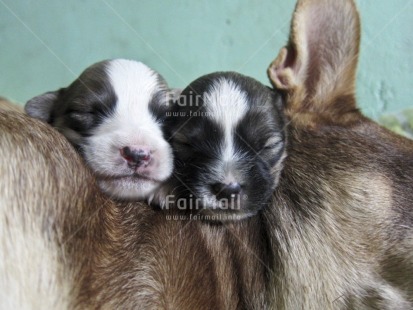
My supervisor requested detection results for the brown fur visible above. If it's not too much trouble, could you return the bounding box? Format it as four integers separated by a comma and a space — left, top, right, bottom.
265, 0, 413, 308
0, 97, 24, 113
1, 0, 413, 309
0, 111, 269, 309
268, 0, 361, 128
264, 123, 413, 308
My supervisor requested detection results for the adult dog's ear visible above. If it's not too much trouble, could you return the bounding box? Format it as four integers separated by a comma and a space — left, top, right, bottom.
25, 90, 62, 123
268, 0, 361, 124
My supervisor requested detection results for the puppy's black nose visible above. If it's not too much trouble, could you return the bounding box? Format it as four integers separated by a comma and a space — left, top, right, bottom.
212, 182, 242, 200
120, 146, 151, 167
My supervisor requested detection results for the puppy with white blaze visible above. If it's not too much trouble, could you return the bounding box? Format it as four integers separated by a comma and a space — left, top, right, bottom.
25, 59, 174, 200
165, 72, 286, 220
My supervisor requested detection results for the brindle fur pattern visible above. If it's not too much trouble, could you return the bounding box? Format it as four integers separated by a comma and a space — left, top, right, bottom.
1, 0, 413, 308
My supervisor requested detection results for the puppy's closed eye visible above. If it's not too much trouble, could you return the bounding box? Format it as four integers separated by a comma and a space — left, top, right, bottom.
262, 136, 284, 150
171, 133, 192, 148
64, 110, 97, 134
67, 111, 94, 122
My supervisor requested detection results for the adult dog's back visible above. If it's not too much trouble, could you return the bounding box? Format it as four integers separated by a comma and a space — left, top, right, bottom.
0, 110, 93, 308
0, 110, 269, 309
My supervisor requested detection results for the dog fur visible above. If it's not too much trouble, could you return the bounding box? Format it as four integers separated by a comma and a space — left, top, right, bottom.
1, 0, 412, 309
0, 110, 270, 309
0, 97, 23, 113
266, 0, 413, 308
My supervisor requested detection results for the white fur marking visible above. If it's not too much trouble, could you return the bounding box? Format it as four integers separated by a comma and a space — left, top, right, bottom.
205, 79, 248, 162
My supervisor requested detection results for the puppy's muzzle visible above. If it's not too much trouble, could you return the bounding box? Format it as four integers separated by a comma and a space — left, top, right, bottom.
212, 182, 242, 200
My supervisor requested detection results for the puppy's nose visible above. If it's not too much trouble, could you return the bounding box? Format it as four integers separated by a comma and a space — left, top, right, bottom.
212, 182, 241, 200
120, 146, 151, 167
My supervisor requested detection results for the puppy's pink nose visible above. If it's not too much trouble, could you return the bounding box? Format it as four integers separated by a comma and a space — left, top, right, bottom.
120, 146, 151, 167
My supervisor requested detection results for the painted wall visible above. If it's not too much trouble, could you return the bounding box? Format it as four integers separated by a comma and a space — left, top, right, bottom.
1, 0, 412, 119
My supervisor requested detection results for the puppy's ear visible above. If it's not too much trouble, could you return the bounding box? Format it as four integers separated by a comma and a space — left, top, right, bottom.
268, 0, 360, 119
25, 90, 62, 123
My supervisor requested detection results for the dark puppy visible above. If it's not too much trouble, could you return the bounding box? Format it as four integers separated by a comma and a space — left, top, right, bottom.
164, 72, 286, 220
25, 59, 174, 200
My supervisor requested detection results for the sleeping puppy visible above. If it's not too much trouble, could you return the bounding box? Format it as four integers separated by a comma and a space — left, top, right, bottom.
164, 72, 287, 220
25, 59, 174, 200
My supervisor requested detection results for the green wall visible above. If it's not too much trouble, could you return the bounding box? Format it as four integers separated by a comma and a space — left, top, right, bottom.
1, 0, 412, 119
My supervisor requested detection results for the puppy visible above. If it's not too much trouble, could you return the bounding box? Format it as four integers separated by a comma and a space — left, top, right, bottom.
164, 72, 286, 220
25, 59, 174, 200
